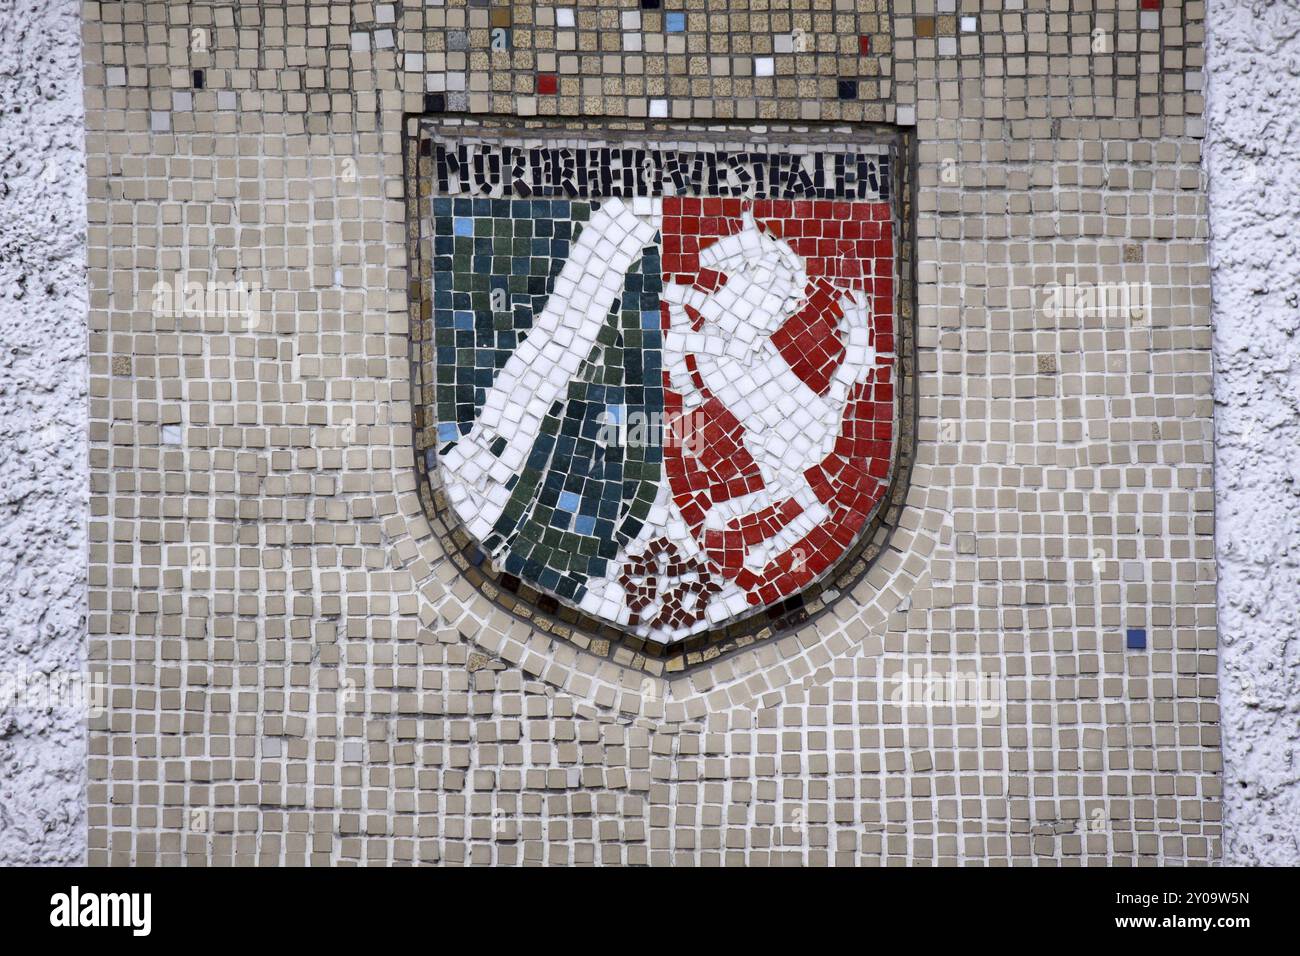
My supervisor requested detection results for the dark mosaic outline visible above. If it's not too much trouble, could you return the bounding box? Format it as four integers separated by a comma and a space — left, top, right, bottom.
406, 116, 917, 675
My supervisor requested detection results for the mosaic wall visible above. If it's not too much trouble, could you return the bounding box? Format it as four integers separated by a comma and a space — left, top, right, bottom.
84, 0, 1219, 866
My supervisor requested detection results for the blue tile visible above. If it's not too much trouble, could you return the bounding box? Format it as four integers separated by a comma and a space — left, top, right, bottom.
574, 515, 597, 535
665, 12, 684, 31
557, 490, 580, 512
1126, 628, 1147, 650
454, 216, 474, 236
437, 422, 459, 442
641, 310, 660, 329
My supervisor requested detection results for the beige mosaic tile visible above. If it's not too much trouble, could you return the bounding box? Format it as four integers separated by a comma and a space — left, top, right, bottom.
84, 0, 1218, 866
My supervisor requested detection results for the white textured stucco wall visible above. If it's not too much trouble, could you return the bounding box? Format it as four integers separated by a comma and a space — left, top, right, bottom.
0, 0, 87, 865
0, 0, 1297, 865
1206, 0, 1300, 867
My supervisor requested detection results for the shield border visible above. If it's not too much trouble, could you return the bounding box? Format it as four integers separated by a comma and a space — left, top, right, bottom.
405, 117, 916, 674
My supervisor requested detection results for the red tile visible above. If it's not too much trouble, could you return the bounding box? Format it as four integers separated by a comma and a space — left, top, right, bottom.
536, 73, 557, 94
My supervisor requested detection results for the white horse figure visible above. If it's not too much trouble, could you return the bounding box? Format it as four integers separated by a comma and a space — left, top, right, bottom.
662, 212, 876, 570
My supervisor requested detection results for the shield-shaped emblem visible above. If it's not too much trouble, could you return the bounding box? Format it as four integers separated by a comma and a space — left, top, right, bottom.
411, 126, 910, 653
